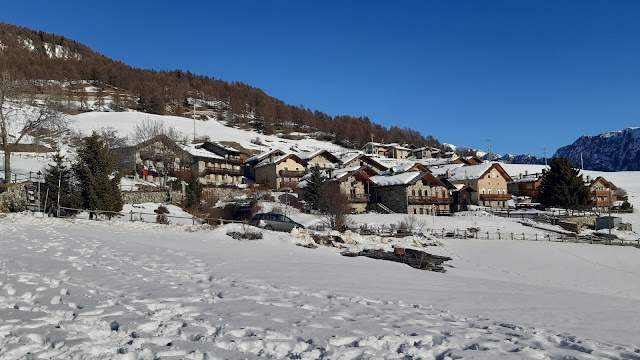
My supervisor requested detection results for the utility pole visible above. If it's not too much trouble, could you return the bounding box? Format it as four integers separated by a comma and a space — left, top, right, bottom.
544, 148, 547, 166
580, 152, 584, 170
193, 100, 196, 142
57, 169, 61, 217
487, 140, 492, 162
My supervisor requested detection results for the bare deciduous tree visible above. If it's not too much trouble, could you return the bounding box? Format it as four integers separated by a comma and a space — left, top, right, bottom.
318, 181, 352, 231
132, 117, 186, 145
1, 70, 67, 183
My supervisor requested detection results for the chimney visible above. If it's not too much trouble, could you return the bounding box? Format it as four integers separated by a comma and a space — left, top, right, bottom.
586, 175, 591, 183
524, 170, 528, 176
519, 173, 522, 179
269, 152, 274, 163
446, 169, 452, 178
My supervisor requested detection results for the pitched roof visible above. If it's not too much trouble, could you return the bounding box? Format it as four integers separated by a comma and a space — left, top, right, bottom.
255, 153, 308, 168
447, 163, 513, 182
179, 143, 224, 160
298, 149, 340, 163
245, 149, 287, 164
340, 153, 388, 171
371, 171, 444, 188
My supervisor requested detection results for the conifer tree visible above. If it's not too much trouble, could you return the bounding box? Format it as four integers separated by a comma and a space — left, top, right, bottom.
184, 169, 203, 209
73, 132, 123, 219
304, 166, 326, 210
43, 151, 82, 215
538, 156, 591, 212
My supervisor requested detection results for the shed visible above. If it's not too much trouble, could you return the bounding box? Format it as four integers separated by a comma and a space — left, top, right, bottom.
595, 216, 621, 230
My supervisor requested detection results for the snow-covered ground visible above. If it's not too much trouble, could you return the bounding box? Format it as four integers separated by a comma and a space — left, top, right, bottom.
1, 213, 639, 359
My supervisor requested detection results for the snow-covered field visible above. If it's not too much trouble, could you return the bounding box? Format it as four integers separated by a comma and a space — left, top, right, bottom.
1, 213, 639, 359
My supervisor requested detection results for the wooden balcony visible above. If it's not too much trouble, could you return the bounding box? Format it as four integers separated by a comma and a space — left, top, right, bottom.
479, 193, 512, 200
591, 190, 610, 197
279, 180, 301, 189
593, 200, 610, 207
347, 194, 370, 203
201, 166, 243, 176
279, 170, 306, 178
226, 156, 244, 165
408, 196, 453, 205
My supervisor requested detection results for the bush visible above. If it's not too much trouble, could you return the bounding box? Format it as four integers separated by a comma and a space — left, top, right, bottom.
227, 225, 263, 240
155, 205, 171, 224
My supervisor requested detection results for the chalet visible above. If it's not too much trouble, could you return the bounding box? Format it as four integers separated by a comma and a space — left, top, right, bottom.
588, 176, 619, 211
362, 142, 389, 157
340, 153, 388, 175
330, 166, 377, 213
244, 149, 287, 180
507, 172, 543, 200
387, 144, 411, 159
370, 171, 451, 215
254, 154, 308, 189
445, 163, 513, 208
113, 134, 193, 186
180, 143, 244, 186
298, 149, 340, 169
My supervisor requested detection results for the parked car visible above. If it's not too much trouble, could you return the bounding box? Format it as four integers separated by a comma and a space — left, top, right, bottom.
249, 213, 304, 232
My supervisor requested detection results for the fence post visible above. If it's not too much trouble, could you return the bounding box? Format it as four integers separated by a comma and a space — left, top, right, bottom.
535, 233, 538, 241
464, 230, 467, 239
498, 232, 501, 240
486, 231, 489, 239
522, 232, 525, 240
510, 233, 513, 240
130, 210, 133, 221
192, 216, 195, 225
219, 218, 223, 226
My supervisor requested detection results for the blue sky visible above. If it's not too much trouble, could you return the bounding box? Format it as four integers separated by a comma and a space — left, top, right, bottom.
4, 1, 640, 156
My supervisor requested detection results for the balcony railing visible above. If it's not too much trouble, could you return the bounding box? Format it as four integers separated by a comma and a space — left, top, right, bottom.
479, 193, 512, 200
593, 200, 610, 207
226, 156, 244, 165
347, 194, 370, 203
201, 167, 243, 176
278, 170, 306, 178
591, 190, 610, 197
407, 196, 453, 204
279, 180, 301, 189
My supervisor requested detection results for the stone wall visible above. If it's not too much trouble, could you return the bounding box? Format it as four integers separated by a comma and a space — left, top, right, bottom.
560, 215, 598, 229
122, 190, 184, 204
0, 182, 29, 212
121, 187, 250, 205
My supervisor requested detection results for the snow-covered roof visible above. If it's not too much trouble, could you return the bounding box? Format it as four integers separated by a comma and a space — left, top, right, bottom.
255, 154, 289, 168
370, 171, 423, 187
509, 175, 542, 184
339, 152, 364, 164
428, 163, 464, 176
447, 163, 511, 182
245, 149, 287, 164
298, 149, 340, 162
179, 144, 224, 160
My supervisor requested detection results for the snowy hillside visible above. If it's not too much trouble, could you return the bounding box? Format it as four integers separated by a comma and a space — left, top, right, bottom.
555, 127, 640, 171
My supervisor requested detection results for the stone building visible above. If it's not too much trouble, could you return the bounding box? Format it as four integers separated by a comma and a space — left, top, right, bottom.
370, 171, 451, 215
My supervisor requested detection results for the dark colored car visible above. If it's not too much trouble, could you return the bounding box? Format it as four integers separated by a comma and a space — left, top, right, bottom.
249, 213, 304, 232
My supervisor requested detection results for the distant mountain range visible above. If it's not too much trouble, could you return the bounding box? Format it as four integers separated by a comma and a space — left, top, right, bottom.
554, 128, 640, 171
